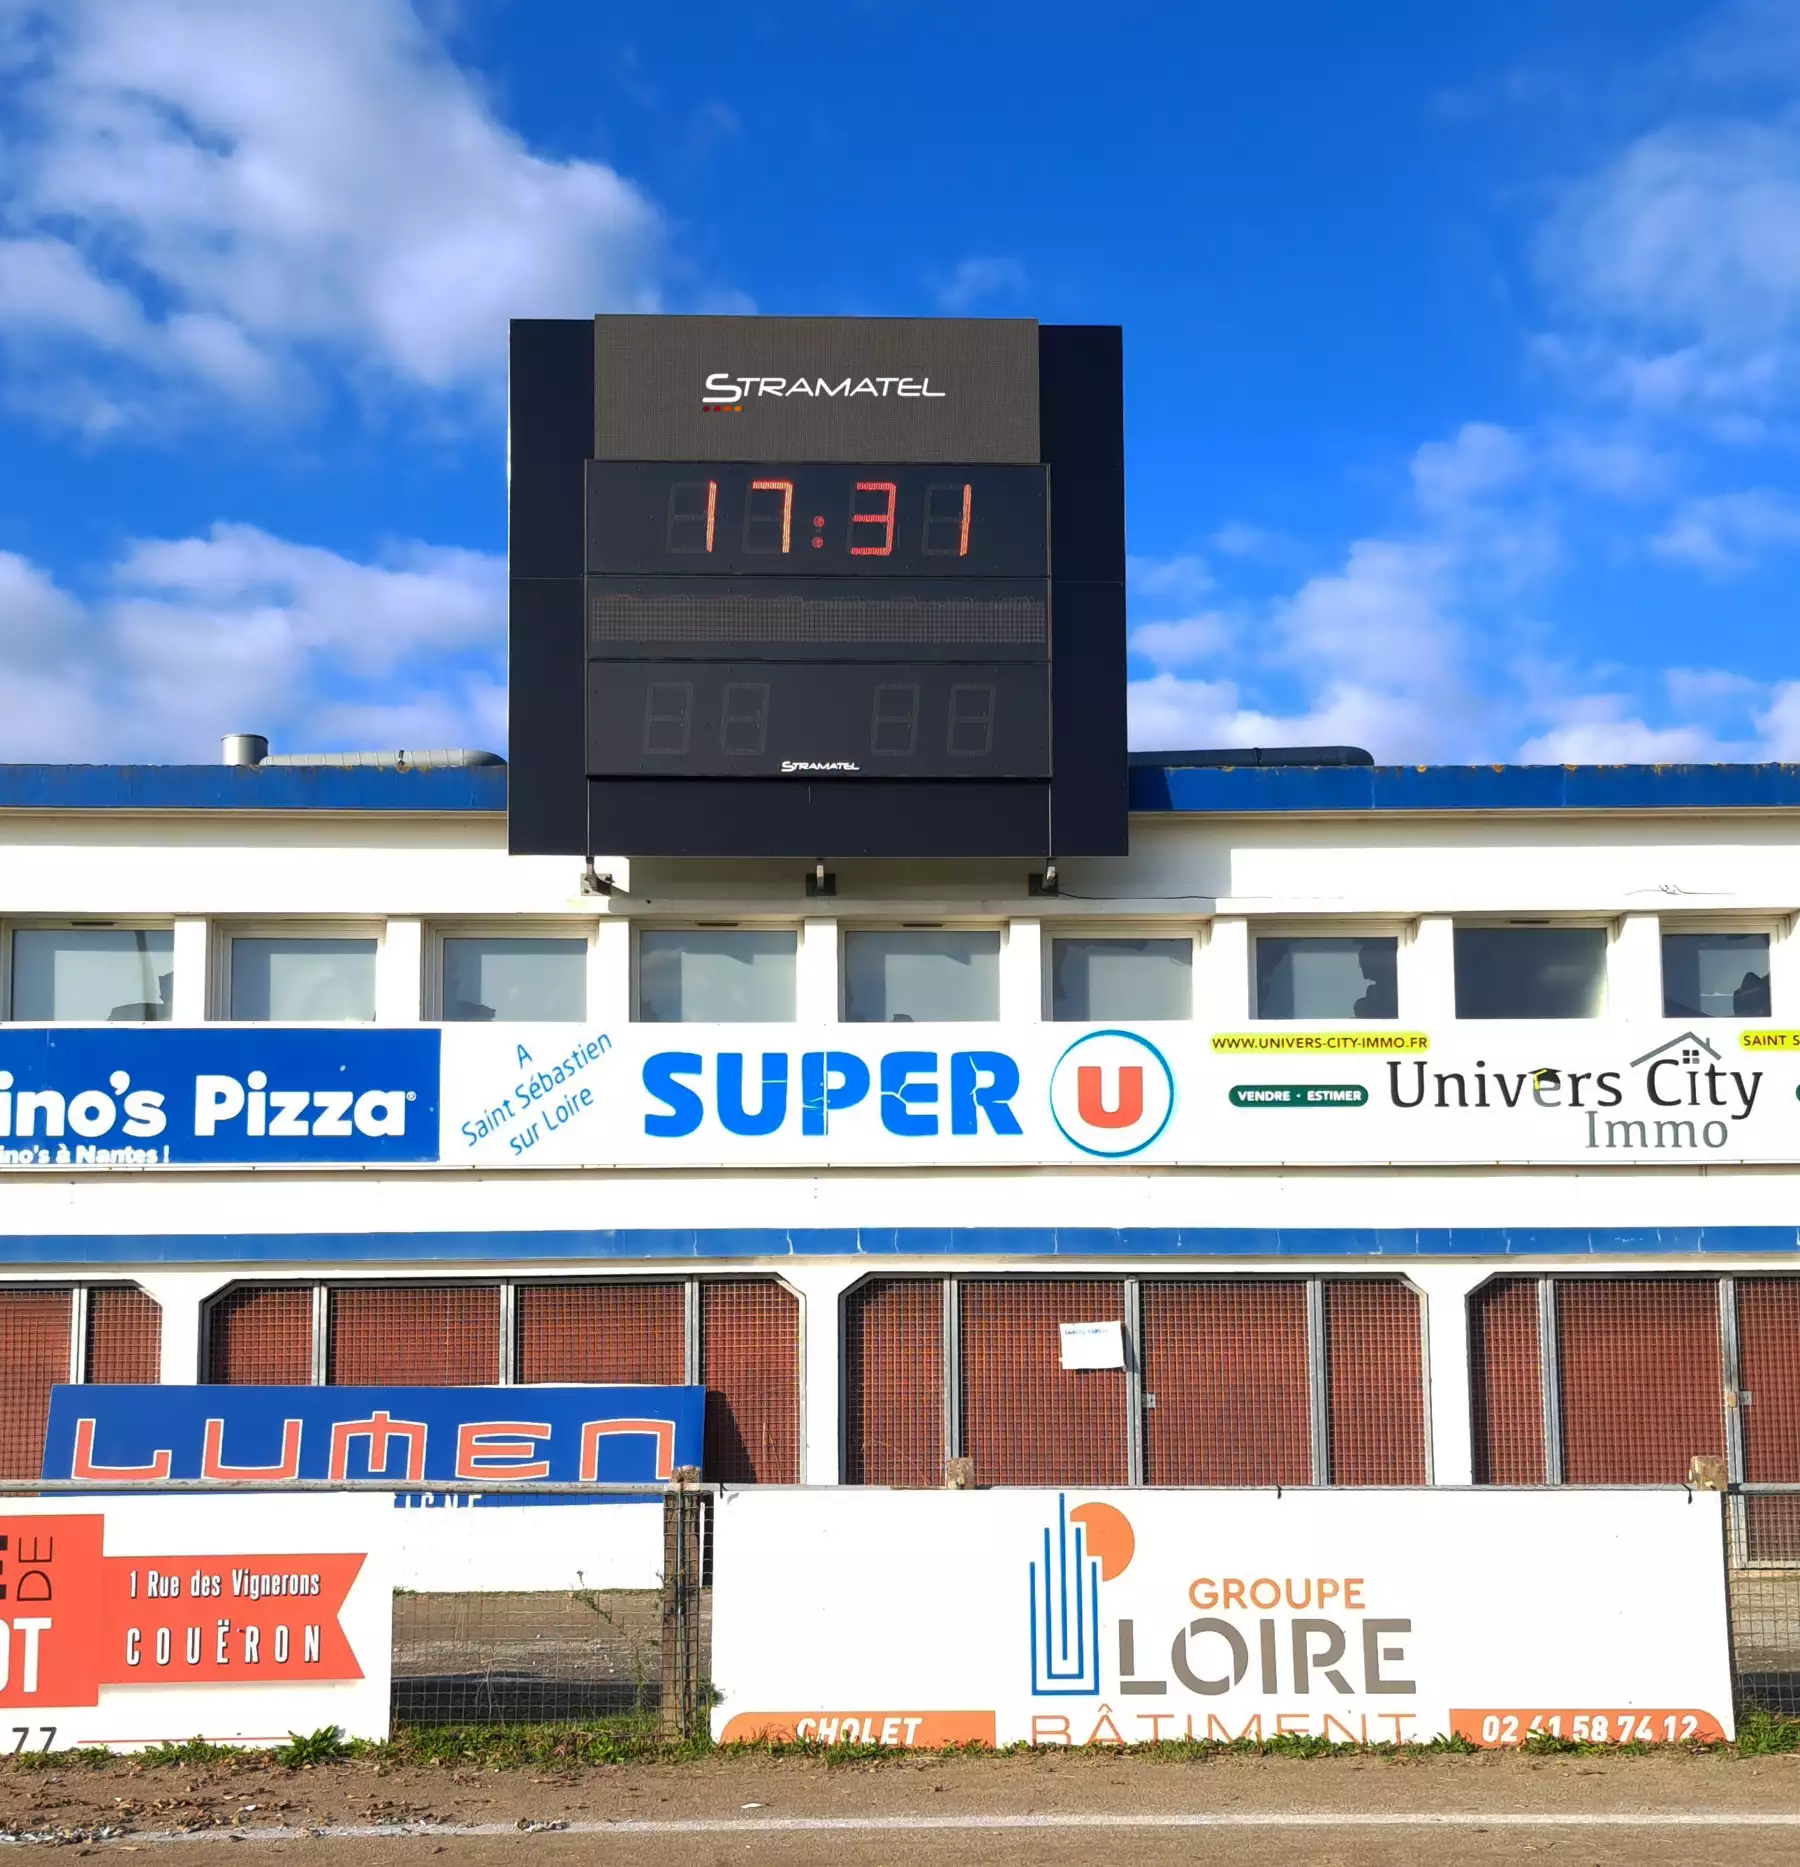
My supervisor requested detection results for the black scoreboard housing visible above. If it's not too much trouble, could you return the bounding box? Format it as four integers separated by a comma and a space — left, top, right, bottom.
507, 315, 1125, 859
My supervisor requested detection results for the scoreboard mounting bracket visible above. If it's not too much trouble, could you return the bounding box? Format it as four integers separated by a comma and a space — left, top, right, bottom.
507, 314, 1126, 861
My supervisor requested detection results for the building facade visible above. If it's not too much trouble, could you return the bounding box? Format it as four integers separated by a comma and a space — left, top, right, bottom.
3, 756, 1798, 1533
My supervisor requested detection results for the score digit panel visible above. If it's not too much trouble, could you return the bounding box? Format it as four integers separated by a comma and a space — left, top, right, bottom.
585, 459, 1050, 783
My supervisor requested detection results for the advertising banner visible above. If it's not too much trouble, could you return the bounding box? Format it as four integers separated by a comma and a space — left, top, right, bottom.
43, 1385, 705, 1494
0, 1028, 438, 1167
8, 1018, 1800, 1171
709, 1487, 1735, 1748
0, 1494, 391, 1749
440, 1020, 1800, 1170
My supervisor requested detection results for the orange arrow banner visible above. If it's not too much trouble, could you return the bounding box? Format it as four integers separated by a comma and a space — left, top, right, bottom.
0, 1514, 365, 1709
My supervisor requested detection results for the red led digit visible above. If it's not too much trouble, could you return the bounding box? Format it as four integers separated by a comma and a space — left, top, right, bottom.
958, 482, 971, 556
750, 478, 794, 553
705, 479, 717, 553
850, 481, 897, 556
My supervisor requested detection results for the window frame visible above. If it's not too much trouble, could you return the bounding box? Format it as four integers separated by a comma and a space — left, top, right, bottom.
839, 920, 1006, 1024
1247, 919, 1409, 1024
1656, 915, 1780, 1023
424, 920, 599, 1024
1040, 924, 1201, 1023
1450, 918, 1613, 1022
0, 920, 179, 1023
631, 920, 803, 1025
215, 920, 386, 1024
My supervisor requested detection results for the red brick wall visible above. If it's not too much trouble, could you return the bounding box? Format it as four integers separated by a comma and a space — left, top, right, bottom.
701, 1281, 799, 1483
1469, 1277, 1544, 1484
1142, 1279, 1310, 1485
960, 1279, 1127, 1487
844, 1278, 943, 1486
1325, 1279, 1427, 1485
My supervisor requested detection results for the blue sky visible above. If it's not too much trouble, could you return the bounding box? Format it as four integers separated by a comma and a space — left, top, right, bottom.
3, 0, 1800, 762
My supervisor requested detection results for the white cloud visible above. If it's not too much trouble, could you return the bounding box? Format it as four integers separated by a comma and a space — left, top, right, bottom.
1411, 422, 1529, 510
1651, 488, 1800, 571
0, 0, 665, 424
1128, 553, 1214, 604
1537, 113, 1800, 421
1128, 612, 1231, 669
931, 256, 1026, 313
0, 524, 505, 762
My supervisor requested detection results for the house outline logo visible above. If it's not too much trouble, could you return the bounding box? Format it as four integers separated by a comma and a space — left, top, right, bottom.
1628, 1031, 1722, 1071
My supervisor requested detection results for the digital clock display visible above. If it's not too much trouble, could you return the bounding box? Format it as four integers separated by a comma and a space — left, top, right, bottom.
586, 463, 1048, 578
583, 458, 1050, 784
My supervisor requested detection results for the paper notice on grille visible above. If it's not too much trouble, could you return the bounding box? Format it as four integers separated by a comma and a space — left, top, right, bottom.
1058, 1320, 1125, 1370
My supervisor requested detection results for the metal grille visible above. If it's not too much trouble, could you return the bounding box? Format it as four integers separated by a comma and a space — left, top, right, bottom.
960, 1279, 1128, 1487
590, 592, 1047, 647
1737, 1278, 1800, 1565
206, 1285, 314, 1384
85, 1285, 160, 1383
517, 1282, 685, 1385
1324, 1279, 1427, 1485
0, 1289, 70, 1480
1558, 1278, 1722, 1484
1468, 1277, 1544, 1485
701, 1280, 800, 1483
328, 1285, 501, 1386
844, 1277, 944, 1486
1141, 1279, 1310, 1485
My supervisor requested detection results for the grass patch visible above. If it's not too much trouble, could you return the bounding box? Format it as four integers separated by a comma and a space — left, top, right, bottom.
1737, 1708, 1800, 1754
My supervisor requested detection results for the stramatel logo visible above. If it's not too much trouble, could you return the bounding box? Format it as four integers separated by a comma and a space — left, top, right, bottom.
780, 759, 861, 774
702, 372, 946, 410
1048, 1029, 1175, 1159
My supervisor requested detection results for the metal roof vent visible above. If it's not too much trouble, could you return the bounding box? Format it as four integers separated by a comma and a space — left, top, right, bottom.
220, 734, 503, 770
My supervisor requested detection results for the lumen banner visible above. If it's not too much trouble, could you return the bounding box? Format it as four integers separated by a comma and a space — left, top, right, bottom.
9, 1020, 1800, 1170
42, 1386, 704, 1493
709, 1488, 1735, 1749
0, 1494, 391, 1750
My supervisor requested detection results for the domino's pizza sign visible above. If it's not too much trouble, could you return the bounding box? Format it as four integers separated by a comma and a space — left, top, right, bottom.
0, 1029, 440, 1166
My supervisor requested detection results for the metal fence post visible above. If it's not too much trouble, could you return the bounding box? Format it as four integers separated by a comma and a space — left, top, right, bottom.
661, 1469, 704, 1737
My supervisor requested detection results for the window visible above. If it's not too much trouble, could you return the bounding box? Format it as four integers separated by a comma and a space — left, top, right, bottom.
843, 930, 999, 1023
1663, 931, 1770, 1020
9, 928, 173, 1021
230, 936, 377, 1021
1255, 936, 1397, 1020
1050, 937, 1191, 1021
1454, 926, 1606, 1019
636, 929, 795, 1022
442, 936, 587, 1022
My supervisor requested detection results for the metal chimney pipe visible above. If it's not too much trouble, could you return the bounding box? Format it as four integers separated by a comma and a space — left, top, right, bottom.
221, 733, 269, 768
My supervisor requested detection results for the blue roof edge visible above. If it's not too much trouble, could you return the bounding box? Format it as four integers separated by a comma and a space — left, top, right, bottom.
1128, 761, 1800, 814
0, 764, 509, 812
3, 760, 1800, 815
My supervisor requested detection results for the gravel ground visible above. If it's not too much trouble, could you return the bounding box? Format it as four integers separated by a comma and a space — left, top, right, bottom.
4, 1748, 1800, 1862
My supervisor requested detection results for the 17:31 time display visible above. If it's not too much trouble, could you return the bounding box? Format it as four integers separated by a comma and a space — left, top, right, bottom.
585, 462, 1049, 579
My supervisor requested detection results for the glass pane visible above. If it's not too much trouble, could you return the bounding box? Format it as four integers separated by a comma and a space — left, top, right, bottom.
1662, 932, 1770, 1019
9, 929, 174, 1022
1453, 927, 1606, 1019
442, 937, 587, 1022
1255, 937, 1397, 1020
1051, 938, 1192, 1021
637, 930, 796, 1022
843, 931, 1000, 1022
230, 937, 377, 1022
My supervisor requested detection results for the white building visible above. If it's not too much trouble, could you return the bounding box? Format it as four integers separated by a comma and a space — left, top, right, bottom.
2, 749, 1797, 1527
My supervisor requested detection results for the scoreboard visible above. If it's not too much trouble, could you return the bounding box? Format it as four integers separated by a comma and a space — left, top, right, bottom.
508, 315, 1125, 859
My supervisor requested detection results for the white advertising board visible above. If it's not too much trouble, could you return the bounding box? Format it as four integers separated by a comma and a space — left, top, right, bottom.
7, 1018, 1799, 1172
710, 1488, 1734, 1748
448, 1022, 1800, 1171
0, 1495, 392, 1751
